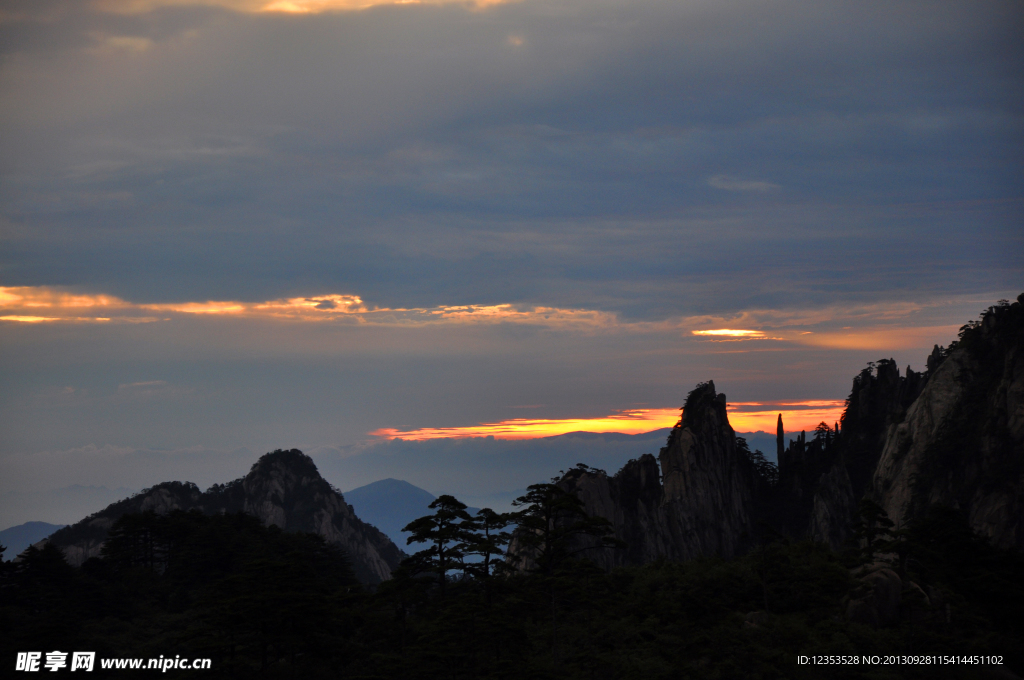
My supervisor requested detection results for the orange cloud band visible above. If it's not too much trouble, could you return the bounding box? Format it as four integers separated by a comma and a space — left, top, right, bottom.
0, 285, 969, 354
0, 287, 615, 330
369, 408, 683, 440
369, 400, 847, 441
692, 329, 765, 338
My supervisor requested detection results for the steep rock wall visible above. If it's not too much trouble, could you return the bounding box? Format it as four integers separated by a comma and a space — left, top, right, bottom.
872, 297, 1024, 549
556, 454, 668, 570
658, 384, 757, 560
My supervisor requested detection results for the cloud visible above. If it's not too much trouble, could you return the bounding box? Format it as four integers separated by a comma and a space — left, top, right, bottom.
0, 285, 1009, 358
90, 35, 155, 53
707, 175, 780, 192
368, 399, 847, 440
794, 325, 964, 351
0, 286, 627, 330
692, 329, 766, 338
370, 407, 681, 440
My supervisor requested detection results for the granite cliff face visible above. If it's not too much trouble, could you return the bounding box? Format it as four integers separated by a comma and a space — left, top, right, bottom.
786, 294, 1023, 551
44, 449, 404, 583
556, 382, 758, 568
872, 297, 1024, 549
657, 383, 758, 559
793, 359, 925, 548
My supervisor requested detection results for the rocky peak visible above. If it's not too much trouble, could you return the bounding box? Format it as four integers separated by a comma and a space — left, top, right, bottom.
554, 381, 757, 568
231, 449, 338, 531
136, 482, 203, 515
659, 381, 756, 559
247, 448, 321, 482
44, 449, 404, 584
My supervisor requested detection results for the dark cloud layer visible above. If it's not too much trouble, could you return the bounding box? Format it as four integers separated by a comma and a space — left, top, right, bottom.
2, 0, 1020, 314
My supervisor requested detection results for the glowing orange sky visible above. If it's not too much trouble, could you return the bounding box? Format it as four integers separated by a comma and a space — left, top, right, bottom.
369, 400, 847, 440
727, 401, 846, 433
369, 408, 682, 440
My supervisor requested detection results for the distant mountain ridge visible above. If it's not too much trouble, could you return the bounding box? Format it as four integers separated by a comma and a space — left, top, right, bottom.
0, 522, 66, 560
540, 429, 672, 442
0, 485, 137, 531
345, 479, 437, 548
44, 450, 404, 583
345, 478, 484, 548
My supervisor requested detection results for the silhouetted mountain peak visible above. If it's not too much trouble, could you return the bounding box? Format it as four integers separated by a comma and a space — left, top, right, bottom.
247, 448, 321, 482
681, 380, 725, 429
45, 449, 404, 583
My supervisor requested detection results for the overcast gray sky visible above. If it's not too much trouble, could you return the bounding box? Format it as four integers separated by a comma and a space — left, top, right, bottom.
1, 0, 1021, 526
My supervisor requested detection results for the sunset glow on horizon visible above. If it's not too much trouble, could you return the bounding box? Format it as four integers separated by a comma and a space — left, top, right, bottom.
3, 0, 1017, 533
91, 0, 513, 15
369, 408, 683, 441
727, 401, 846, 433
369, 400, 848, 441
692, 329, 765, 338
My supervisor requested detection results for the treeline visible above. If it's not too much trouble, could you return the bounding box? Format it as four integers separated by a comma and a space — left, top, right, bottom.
2, 489, 1022, 678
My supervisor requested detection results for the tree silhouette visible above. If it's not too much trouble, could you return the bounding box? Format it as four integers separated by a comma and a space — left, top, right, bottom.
737, 436, 778, 486
508, 481, 622, 666
402, 494, 474, 600
508, 482, 619, 576
463, 508, 513, 582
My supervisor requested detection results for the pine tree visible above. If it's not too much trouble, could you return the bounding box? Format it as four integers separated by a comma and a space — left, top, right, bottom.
402, 494, 474, 600
463, 508, 512, 582
508, 483, 619, 576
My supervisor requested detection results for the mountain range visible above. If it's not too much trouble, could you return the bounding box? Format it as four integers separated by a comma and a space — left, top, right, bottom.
24, 293, 1024, 590
554, 294, 1024, 569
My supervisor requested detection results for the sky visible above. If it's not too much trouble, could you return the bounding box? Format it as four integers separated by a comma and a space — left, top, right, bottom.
0, 0, 1021, 527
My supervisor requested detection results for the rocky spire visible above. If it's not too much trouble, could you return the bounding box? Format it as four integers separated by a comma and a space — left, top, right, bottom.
552, 380, 759, 568
776, 413, 784, 462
